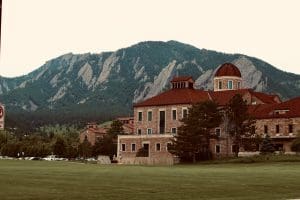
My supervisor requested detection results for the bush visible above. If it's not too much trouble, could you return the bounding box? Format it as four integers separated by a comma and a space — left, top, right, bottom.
291, 137, 300, 152
136, 147, 149, 157
260, 134, 275, 155
199, 154, 300, 164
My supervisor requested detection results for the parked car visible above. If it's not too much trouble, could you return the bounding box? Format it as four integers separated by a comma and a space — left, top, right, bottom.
43, 155, 66, 161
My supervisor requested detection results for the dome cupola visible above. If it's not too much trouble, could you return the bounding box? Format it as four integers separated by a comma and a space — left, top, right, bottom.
213, 63, 243, 91
215, 63, 241, 77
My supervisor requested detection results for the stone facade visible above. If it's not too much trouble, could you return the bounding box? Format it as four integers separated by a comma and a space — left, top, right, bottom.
255, 117, 300, 152
134, 104, 191, 135
118, 134, 173, 161
214, 76, 242, 91
79, 123, 107, 145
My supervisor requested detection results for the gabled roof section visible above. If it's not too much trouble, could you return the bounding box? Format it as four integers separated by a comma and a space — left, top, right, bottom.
134, 88, 211, 107
250, 91, 281, 104
249, 97, 300, 119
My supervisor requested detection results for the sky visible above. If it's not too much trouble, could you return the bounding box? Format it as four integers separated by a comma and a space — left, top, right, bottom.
0, 0, 300, 77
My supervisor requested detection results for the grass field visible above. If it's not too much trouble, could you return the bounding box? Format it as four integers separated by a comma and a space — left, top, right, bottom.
1, 160, 300, 200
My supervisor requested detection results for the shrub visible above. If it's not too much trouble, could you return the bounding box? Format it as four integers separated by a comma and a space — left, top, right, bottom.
291, 137, 300, 152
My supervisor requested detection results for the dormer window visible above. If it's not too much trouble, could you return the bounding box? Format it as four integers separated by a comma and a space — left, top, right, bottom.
274, 110, 289, 115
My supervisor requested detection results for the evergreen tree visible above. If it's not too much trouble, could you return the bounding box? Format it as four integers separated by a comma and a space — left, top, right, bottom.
260, 134, 275, 154
78, 137, 92, 159
226, 94, 256, 157
171, 100, 222, 163
53, 137, 66, 157
107, 120, 125, 137
291, 132, 300, 152
92, 135, 116, 159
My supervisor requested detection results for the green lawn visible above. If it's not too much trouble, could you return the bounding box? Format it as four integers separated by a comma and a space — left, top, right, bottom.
0, 160, 300, 200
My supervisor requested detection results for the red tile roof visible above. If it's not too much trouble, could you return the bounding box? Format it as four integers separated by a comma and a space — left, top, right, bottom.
134, 87, 281, 108
134, 88, 211, 107
249, 97, 300, 119
215, 63, 241, 77
87, 127, 107, 134
250, 91, 281, 104
117, 117, 134, 121
209, 89, 250, 106
170, 76, 193, 82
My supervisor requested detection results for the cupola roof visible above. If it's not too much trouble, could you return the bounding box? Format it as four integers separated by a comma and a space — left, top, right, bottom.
215, 63, 241, 77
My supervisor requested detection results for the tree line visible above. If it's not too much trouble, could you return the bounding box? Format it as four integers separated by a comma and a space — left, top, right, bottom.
0, 120, 124, 159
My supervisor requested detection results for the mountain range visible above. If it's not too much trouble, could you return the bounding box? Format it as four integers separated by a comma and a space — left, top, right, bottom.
1, 40, 300, 126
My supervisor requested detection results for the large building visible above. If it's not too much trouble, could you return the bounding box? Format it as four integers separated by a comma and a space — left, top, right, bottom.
79, 122, 107, 146
0, 103, 5, 130
80, 117, 134, 146
117, 63, 300, 164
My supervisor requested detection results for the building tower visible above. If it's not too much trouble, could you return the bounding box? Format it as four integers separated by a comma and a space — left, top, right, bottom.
213, 63, 242, 91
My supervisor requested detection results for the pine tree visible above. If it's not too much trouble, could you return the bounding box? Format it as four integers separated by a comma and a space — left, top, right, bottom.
291, 133, 300, 152
226, 94, 256, 157
107, 120, 125, 137
260, 134, 275, 154
92, 135, 116, 159
170, 100, 222, 162
53, 137, 66, 157
78, 137, 92, 159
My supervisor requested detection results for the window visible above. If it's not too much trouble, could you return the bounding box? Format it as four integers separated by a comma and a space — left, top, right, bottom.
215, 128, 221, 137
96, 136, 102, 142
276, 125, 280, 133
171, 127, 177, 134
147, 128, 152, 135
172, 109, 177, 120
264, 125, 268, 134
159, 110, 165, 134
137, 129, 142, 135
138, 111, 143, 121
232, 145, 239, 153
131, 144, 136, 152
215, 145, 221, 154
251, 126, 256, 134
227, 81, 232, 89
156, 143, 161, 151
182, 108, 188, 118
218, 81, 222, 89
228, 80, 233, 89
121, 144, 126, 152
147, 111, 152, 121
289, 124, 293, 133
237, 81, 241, 89
166, 142, 172, 151
143, 143, 149, 157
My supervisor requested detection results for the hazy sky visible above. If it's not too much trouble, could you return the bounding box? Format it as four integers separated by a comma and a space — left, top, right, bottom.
1, 0, 300, 77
